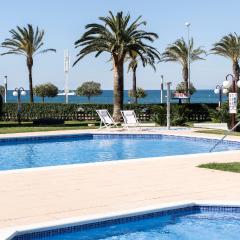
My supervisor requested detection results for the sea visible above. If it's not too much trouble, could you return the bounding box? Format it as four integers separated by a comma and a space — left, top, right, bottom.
4, 90, 227, 104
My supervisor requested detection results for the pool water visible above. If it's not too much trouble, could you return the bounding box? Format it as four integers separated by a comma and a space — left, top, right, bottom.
12, 207, 240, 240
0, 134, 239, 171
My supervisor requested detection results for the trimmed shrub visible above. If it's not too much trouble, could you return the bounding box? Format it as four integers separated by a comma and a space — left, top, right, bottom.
0, 95, 3, 116
33, 118, 64, 125
1, 103, 217, 124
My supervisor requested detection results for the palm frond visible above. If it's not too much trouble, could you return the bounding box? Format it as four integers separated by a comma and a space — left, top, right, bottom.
73, 11, 160, 66
1, 24, 56, 58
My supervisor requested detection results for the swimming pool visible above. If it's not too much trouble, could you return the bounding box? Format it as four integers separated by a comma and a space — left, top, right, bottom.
0, 133, 239, 171
10, 204, 240, 240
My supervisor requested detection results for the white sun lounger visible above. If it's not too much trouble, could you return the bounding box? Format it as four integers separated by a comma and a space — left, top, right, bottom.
96, 109, 118, 129
121, 110, 141, 129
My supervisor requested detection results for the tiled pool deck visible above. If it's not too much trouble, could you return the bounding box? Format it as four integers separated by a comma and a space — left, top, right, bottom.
0, 128, 240, 232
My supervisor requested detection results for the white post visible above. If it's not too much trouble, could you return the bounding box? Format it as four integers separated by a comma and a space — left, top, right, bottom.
185, 22, 191, 97
166, 82, 172, 130
160, 75, 164, 104
4, 76, 7, 103
64, 50, 70, 104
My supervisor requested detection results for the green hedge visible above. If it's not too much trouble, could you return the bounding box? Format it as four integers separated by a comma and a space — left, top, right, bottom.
0, 103, 218, 122
0, 95, 2, 116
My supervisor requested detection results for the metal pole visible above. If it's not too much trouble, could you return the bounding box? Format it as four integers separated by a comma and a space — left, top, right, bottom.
166, 82, 172, 130
17, 89, 21, 125
219, 88, 222, 108
65, 72, 69, 104
185, 22, 191, 98
4, 76, 7, 103
232, 78, 236, 128
160, 75, 164, 104
64, 50, 70, 104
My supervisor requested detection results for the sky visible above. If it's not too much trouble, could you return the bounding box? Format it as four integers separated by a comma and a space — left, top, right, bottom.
0, 0, 239, 90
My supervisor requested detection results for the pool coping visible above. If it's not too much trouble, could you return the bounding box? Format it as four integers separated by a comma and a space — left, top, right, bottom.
1, 130, 240, 239
0, 131, 240, 174
3, 201, 240, 240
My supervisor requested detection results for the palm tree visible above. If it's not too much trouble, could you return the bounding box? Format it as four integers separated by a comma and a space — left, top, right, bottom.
211, 33, 240, 82
127, 51, 156, 104
73, 11, 160, 121
1, 24, 56, 103
161, 38, 206, 94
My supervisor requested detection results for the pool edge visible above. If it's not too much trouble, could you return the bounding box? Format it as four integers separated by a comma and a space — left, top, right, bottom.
3, 201, 240, 240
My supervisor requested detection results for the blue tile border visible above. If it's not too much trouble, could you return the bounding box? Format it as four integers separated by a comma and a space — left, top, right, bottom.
11, 205, 240, 240
0, 133, 240, 148
0, 134, 93, 145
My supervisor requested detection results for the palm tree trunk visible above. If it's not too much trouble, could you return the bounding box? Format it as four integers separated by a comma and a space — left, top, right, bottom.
233, 61, 239, 82
132, 67, 137, 104
27, 56, 34, 103
232, 61, 239, 129
182, 65, 188, 94
113, 58, 124, 122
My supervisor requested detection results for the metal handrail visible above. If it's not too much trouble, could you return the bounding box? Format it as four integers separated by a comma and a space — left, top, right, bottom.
209, 121, 240, 152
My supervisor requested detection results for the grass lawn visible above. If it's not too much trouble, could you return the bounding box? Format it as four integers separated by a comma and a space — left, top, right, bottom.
199, 162, 240, 173
0, 121, 99, 134
196, 129, 240, 136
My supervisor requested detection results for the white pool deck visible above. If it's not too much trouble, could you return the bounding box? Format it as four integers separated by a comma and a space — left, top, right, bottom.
0, 128, 240, 235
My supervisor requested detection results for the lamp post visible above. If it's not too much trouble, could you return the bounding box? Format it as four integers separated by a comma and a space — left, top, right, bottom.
4, 76, 7, 103
185, 22, 191, 98
214, 85, 227, 108
64, 49, 70, 104
160, 75, 164, 104
222, 74, 240, 129
166, 82, 172, 130
13, 87, 27, 125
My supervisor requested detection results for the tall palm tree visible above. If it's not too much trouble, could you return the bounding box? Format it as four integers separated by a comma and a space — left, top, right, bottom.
73, 11, 160, 121
161, 38, 206, 94
1, 24, 56, 103
211, 33, 240, 82
127, 51, 156, 104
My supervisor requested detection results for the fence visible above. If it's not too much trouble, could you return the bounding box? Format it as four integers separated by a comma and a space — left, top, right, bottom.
0, 103, 217, 122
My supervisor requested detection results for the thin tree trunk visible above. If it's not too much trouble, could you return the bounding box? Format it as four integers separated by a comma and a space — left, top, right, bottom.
88, 96, 91, 103
233, 61, 239, 96
42, 97, 45, 103
27, 56, 34, 103
182, 65, 188, 94
232, 61, 239, 129
113, 58, 124, 122
132, 67, 137, 104
233, 61, 239, 82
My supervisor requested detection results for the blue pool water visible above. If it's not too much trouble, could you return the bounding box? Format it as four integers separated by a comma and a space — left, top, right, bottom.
12, 206, 240, 240
0, 134, 239, 171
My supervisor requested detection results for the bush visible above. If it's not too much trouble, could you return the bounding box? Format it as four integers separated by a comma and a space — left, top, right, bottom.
1, 103, 217, 123
128, 88, 147, 103
175, 81, 196, 95
34, 83, 58, 103
76, 81, 102, 103
171, 105, 190, 126
0, 95, 3, 116
150, 104, 191, 126
209, 103, 230, 123
150, 105, 166, 125
210, 102, 240, 131
33, 118, 64, 125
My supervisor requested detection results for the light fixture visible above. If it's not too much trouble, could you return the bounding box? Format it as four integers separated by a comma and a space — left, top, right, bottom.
21, 90, 27, 96
223, 80, 231, 89
237, 80, 240, 88
13, 91, 18, 97
214, 88, 220, 94
185, 22, 191, 27
222, 88, 229, 94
